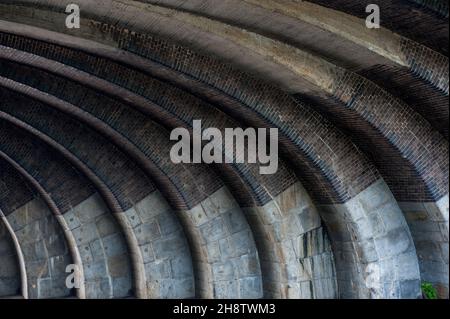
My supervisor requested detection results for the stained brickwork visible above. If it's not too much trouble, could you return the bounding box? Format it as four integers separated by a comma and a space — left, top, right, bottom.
358, 65, 449, 138
0, 120, 95, 213
331, 72, 449, 201
0, 160, 35, 214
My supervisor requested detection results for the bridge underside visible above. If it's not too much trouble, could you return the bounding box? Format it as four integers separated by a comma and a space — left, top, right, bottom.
0, 0, 448, 299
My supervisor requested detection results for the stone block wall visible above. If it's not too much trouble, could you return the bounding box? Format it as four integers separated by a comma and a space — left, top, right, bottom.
0, 220, 20, 297
63, 194, 133, 298
5, 199, 71, 298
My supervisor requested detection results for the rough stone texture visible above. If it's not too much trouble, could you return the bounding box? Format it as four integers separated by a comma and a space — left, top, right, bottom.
64, 194, 133, 298
184, 187, 263, 299
399, 197, 449, 298
0, 220, 20, 297
124, 191, 195, 298
244, 182, 337, 299
319, 180, 421, 299
7, 199, 72, 298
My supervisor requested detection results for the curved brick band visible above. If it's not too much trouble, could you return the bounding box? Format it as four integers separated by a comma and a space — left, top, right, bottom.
0, 84, 265, 299
0, 43, 422, 298
0, 117, 143, 299
0, 150, 85, 299
0, 58, 338, 298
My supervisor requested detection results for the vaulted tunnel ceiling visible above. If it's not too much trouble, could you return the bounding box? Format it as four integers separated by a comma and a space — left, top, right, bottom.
0, 0, 448, 299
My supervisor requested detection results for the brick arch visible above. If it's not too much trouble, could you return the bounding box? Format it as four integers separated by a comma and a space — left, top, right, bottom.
0, 52, 422, 298
0, 119, 138, 299
0, 86, 264, 299
0, 151, 83, 298
0, 0, 446, 205
0, 56, 339, 298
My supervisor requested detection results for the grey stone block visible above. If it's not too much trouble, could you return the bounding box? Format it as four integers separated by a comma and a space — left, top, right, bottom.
188, 205, 209, 227
206, 241, 221, 263
85, 277, 113, 299
95, 214, 117, 238
157, 211, 181, 235
408, 220, 440, 233
124, 207, 142, 229
135, 192, 170, 222
223, 208, 248, 234
214, 280, 239, 298
202, 187, 237, 218
37, 277, 70, 298
358, 238, 379, 263
271, 221, 286, 242
16, 222, 43, 246
297, 207, 321, 234
73, 194, 107, 224
107, 254, 130, 278
48, 254, 72, 278
89, 238, 105, 262
0, 240, 14, 258
0, 254, 19, 276
300, 280, 313, 299
218, 238, 233, 259
286, 260, 300, 281
280, 239, 297, 264
285, 213, 302, 238
382, 281, 401, 298
200, 218, 227, 242
79, 243, 94, 263
84, 260, 108, 280
415, 241, 444, 262
358, 180, 392, 212
27, 199, 50, 220
26, 260, 50, 279
424, 201, 447, 222
230, 230, 254, 257
25, 240, 48, 261
413, 229, 445, 242
112, 276, 132, 297
420, 260, 449, 283
441, 243, 449, 264
259, 201, 282, 225
233, 254, 260, 278
63, 210, 81, 230
374, 228, 413, 258
6, 209, 27, 232
153, 235, 186, 260
239, 276, 263, 299
141, 243, 155, 264
376, 202, 407, 231
102, 233, 127, 257
212, 261, 235, 281
394, 251, 421, 281
134, 222, 161, 245
72, 222, 100, 245
145, 260, 171, 281
170, 256, 193, 280
399, 279, 421, 299
159, 278, 195, 298
45, 234, 68, 258
0, 277, 20, 297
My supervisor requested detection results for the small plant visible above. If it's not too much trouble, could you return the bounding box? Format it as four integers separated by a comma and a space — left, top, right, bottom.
421, 282, 438, 299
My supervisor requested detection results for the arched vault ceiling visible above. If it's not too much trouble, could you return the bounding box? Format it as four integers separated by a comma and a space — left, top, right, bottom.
0, 0, 448, 299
